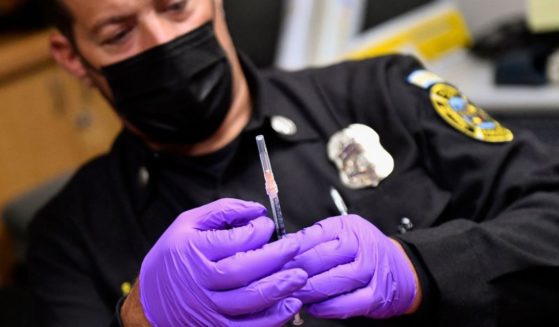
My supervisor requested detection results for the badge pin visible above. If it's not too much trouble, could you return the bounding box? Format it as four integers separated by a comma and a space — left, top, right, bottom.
327, 124, 394, 189
271, 115, 297, 136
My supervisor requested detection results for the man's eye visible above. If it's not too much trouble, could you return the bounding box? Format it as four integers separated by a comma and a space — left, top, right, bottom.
104, 29, 131, 45
167, 0, 186, 12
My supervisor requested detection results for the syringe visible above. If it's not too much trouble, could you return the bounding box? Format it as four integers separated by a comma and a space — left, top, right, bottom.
256, 135, 286, 238
255, 135, 304, 326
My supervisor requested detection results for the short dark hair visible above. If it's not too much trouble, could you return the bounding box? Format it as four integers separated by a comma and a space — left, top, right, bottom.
48, 0, 76, 44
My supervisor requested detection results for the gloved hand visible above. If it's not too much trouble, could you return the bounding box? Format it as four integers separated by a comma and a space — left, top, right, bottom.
139, 198, 307, 327
284, 214, 419, 319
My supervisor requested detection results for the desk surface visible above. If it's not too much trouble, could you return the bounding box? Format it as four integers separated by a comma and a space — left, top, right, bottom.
427, 50, 559, 113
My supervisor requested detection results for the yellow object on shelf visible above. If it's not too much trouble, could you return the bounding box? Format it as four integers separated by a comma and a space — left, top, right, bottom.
346, 8, 471, 62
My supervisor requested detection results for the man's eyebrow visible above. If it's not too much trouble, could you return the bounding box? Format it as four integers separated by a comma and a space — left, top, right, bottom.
91, 14, 132, 35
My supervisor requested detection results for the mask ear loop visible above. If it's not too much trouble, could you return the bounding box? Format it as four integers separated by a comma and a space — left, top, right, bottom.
76, 50, 103, 76
71, 45, 118, 107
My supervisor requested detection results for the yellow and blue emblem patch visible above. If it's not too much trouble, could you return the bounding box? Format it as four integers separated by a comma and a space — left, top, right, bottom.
430, 83, 513, 142
407, 70, 513, 143
407, 69, 445, 89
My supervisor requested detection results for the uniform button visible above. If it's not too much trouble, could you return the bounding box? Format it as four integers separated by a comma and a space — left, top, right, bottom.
397, 217, 414, 234
138, 166, 150, 188
271, 115, 297, 136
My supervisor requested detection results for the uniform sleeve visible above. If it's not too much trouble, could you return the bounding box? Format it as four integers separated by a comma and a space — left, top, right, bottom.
27, 197, 114, 327
383, 56, 559, 326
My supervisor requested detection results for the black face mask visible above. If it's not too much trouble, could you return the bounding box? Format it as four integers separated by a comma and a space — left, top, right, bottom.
101, 22, 233, 145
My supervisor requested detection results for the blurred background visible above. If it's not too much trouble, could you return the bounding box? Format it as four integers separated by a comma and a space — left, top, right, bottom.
1, 0, 559, 325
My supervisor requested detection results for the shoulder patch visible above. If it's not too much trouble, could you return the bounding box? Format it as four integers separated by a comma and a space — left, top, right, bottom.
430, 83, 513, 143
407, 70, 445, 89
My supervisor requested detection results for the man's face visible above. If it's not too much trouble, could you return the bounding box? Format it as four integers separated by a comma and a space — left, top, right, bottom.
60, 0, 232, 98
52, 0, 249, 152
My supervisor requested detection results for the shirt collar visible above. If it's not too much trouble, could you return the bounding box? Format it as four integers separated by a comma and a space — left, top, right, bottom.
239, 53, 319, 143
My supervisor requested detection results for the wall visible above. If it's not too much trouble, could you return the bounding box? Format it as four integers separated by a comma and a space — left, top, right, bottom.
446, 0, 526, 36
224, 0, 284, 67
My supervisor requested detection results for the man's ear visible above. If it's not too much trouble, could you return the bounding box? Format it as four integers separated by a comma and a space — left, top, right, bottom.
49, 32, 93, 87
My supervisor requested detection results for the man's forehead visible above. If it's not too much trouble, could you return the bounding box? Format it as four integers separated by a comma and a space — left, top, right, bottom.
64, 0, 151, 28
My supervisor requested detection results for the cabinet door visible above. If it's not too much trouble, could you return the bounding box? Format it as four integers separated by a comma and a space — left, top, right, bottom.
0, 63, 120, 207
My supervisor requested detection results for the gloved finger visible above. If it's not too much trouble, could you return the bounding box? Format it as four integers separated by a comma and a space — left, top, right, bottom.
286, 216, 345, 256
292, 261, 370, 304
199, 237, 300, 290
196, 216, 275, 261
230, 298, 303, 327
178, 198, 267, 230
306, 286, 379, 319
211, 269, 307, 316
283, 237, 357, 277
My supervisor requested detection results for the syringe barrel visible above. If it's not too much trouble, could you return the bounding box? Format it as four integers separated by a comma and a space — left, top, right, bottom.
269, 195, 287, 238
256, 135, 278, 196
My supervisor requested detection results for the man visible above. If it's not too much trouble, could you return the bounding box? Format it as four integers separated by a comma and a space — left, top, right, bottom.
28, 0, 559, 326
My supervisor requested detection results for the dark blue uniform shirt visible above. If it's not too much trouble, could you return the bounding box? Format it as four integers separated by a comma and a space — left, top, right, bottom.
28, 55, 559, 326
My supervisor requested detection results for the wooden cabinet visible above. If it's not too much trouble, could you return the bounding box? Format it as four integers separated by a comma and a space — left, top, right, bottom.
0, 31, 121, 284
0, 31, 121, 210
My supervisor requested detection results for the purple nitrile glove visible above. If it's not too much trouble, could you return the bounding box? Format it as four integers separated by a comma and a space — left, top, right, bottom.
139, 198, 307, 327
284, 214, 418, 320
